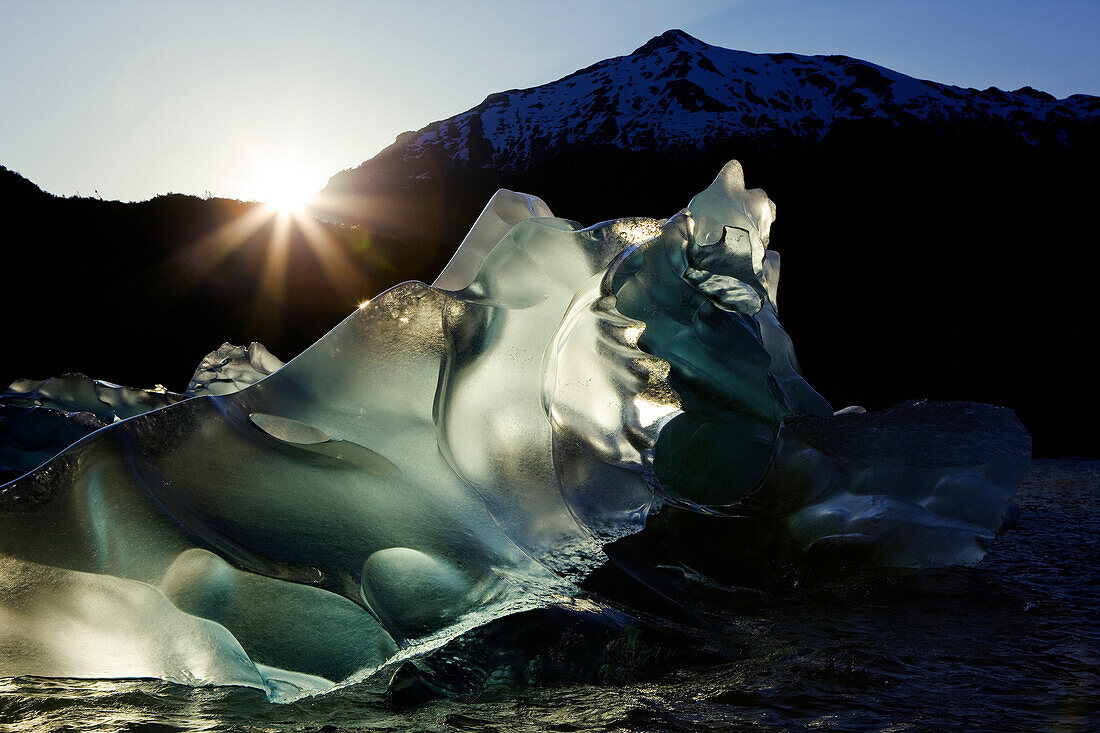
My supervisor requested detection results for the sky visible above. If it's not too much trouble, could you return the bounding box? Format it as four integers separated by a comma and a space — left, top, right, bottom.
2, 0, 1098, 203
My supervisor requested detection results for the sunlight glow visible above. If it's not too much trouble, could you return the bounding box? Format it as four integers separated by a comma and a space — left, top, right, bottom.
249, 159, 327, 214
174, 161, 371, 325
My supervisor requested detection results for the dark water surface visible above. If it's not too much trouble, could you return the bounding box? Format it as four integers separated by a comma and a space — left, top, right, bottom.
2, 459, 1097, 732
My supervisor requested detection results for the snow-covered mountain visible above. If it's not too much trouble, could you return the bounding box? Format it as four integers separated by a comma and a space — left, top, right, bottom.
323, 28, 1098, 200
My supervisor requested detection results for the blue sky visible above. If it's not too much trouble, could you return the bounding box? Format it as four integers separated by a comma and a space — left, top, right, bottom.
2, 0, 1097, 202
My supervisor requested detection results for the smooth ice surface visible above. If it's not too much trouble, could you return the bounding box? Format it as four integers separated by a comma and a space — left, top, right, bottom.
0, 161, 1030, 700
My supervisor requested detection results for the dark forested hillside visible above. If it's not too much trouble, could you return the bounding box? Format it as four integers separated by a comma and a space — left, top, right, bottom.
0, 166, 440, 391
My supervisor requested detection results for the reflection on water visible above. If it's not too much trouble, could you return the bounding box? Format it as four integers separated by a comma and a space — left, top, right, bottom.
1, 459, 1097, 732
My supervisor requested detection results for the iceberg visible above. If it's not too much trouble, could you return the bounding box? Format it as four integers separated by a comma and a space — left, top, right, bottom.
0, 162, 1029, 701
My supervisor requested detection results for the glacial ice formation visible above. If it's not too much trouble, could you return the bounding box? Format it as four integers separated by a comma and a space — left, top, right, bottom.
0, 162, 1030, 701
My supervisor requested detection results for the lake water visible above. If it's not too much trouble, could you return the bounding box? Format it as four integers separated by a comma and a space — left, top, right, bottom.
1, 459, 1096, 732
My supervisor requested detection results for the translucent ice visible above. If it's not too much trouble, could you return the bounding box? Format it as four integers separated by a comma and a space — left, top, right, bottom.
0, 161, 1029, 700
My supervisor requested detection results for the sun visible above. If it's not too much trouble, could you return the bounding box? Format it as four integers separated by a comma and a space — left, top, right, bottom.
182, 156, 367, 321
249, 159, 327, 214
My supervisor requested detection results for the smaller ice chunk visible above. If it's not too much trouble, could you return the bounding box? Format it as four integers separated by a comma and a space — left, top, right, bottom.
921, 473, 1012, 531
763, 400, 1030, 568
787, 492, 994, 567
2, 373, 179, 423
0, 374, 182, 482
187, 342, 284, 396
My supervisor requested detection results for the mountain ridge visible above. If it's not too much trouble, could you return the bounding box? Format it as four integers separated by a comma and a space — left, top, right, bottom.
322, 28, 1098, 203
